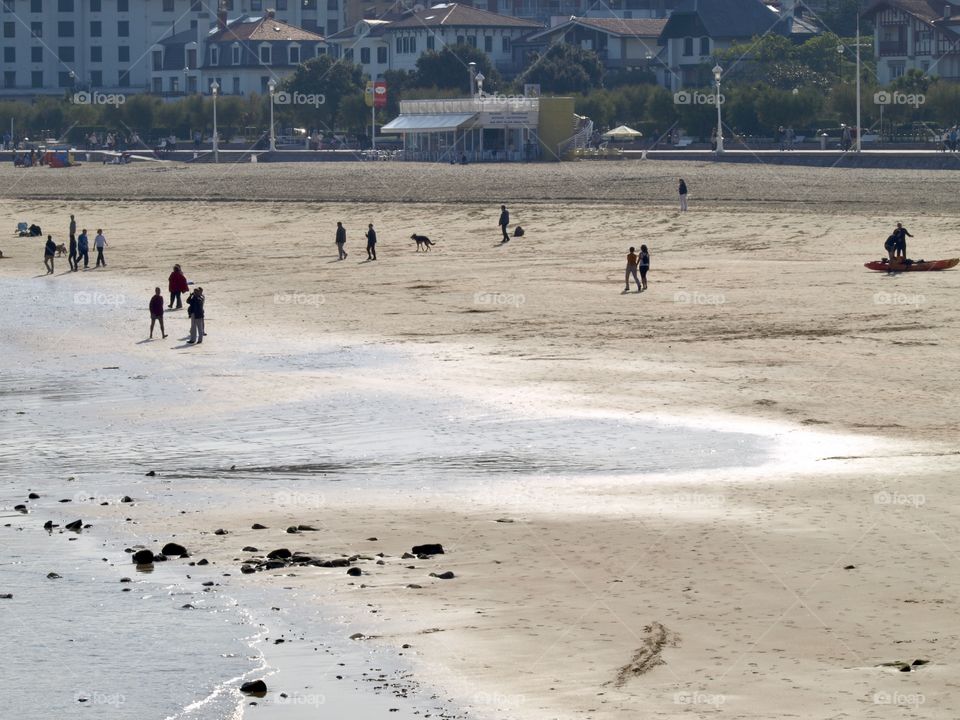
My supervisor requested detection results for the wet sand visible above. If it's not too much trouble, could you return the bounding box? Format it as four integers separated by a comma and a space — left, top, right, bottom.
1, 160, 959, 718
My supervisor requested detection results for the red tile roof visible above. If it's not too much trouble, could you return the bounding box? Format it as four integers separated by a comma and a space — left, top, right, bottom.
209, 15, 326, 42
389, 3, 543, 29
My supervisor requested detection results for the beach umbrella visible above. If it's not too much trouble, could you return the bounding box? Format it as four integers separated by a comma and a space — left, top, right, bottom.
602, 125, 643, 140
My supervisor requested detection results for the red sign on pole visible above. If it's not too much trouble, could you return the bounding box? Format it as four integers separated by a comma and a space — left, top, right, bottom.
374, 81, 387, 108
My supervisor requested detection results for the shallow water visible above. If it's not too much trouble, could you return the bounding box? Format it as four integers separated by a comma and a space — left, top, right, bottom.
0, 276, 774, 718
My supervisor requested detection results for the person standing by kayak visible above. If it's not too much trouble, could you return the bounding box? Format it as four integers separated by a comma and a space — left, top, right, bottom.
678, 179, 688, 212
893, 222, 912, 260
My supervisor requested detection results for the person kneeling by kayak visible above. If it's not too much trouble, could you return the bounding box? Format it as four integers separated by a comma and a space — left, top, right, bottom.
884, 233, 897, 262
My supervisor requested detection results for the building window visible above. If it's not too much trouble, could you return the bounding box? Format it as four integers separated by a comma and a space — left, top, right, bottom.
57, 0, 72, 9
699, 36, 709, 55
30, 20, 41, 36
889, 61, 905, 78
152, 50, 162, 71
89, 20, 100, 36
468, 36, 477, 47
4, 71, 16, 88
210, 46, 219, 65
58, 20, 73, 36
58, 46, 74, 61
90, 45, 101, 62
117, 0, 127, 10
3, 46, 14, 62
426, 35, 434, 50
377, 45, 386, 63
259, 44, 271, 63
682, 36, 693, 56
163, 0, 173, 10
277, 0, 287, 8
118, 45, 129, 62
303, 0, 316, 7
327, 0, 336, 9
187, 48, 196, 67
502, 36, 510, 52
2, 20, 12, 37
119, 70, 130, 87
251, 0, 261, 9
360, 46, 370, 63
232, 76, 240, 93
484, 35, 492, 52
30, 0, 40, 11
260, 76, 270, 93
232, 44, 240, 64
89, 0, 99, 10
344, 47, 353, 60
395, 36, 401, 53
118, 20, 128, 36
1, 1, 11, 13
170, 76, 179, 93
289, 44, 301, 63
326, 19, 337, 34
90, 69, 101, 85
31, 46, 42, 61
152, 77, 162, 92
31, 70, 42, 87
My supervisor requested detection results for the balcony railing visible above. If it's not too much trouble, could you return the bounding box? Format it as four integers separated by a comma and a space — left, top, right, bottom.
399, 97, 540, 114
878, 41, 907, 56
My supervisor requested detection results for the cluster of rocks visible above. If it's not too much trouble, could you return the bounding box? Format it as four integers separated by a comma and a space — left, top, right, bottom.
128, 542, 190, 566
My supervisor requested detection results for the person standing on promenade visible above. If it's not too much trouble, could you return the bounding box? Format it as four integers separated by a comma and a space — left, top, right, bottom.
335, 221, 348, 260
624, 247, 641, 293
678, 179, 688, 212
43, 235, 56, 274
149, 288, 167, 339
365, 223, 377, 261
187, 287, 205, 344
77, 229, 89, 269
94, 229, 107, 267
498, 205, 510, 242
168, 264, 189, 309
639, 244, 650, 291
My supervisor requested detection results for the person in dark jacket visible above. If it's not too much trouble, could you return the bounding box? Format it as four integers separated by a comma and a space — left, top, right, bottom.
335, 221, 347, 260
639, 244, 650, 291
77, 229, 89, 268
678, 179, 688, 212
68, 232, 78, 271
43, 235, 56, 274
892, 222, 913, 260
187, 287, 205, 344
149, 287, 167, 339
168, 264, 189, 308
498, 205, 510, 242
365, 223, 377, 261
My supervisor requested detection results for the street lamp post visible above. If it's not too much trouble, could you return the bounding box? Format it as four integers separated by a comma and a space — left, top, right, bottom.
210, 80, 219, 163
712, 64, 724, 153
468, 61, 476, 96
183, 67, 189, 94
837, 44, 844, 82
267, 79, 276, 152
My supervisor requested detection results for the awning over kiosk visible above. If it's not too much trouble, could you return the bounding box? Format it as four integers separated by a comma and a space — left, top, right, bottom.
381, 113, 478, 133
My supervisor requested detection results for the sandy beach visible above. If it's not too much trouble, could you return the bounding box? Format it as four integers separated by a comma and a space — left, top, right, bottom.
2, 159, 959, 719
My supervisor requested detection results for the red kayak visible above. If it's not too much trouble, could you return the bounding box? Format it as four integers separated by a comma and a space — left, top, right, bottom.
865, 258, 959, 272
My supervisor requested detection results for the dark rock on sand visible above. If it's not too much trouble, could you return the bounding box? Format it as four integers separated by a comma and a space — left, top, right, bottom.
43, 521, 56, 530
430, 571, 455, 580
843, 565, 856, 570
267, 548, 292, 560
411, 544, 444, 556
912, 659, 931, 666
0, 593, 12, 599
240, 566, 256, 574
214, 529, 228, 536
242, 546, 258, 552
145, 471, 156, 477
28, 492, 40, 500
47, 572, 62, 579
401, 552, 415, 559
407, 584, 422, 589
286, 526, 300, 534
59, 499, 71, 503
153, 554, 168, 562
121, 496, 133, 503
132, 549, 155, 565
297, 524, 319, 531
263, 560, 287, 570
14, 505, 27, 513
347, 567, 362, 577
64, 519, 83, 531
196, 558, 209, 566
162, 542, 188, 557
367, 537, 378, 541
252, 523, 268, 530
239, 680, 268, 696
312, 558, 350, 568
120, 577, 132, 583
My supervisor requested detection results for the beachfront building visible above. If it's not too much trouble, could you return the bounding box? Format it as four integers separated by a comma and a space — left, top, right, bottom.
381, 93, 577, 161
327, 3, 542, 77
151, 10, 326, 96
658, 0, 790, 90
0, 0, 339, 98
862, 0, 960, 83
520, 16, 666, 71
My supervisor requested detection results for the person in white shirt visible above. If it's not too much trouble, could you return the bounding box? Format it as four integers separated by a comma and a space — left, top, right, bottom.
94, 229, 107, 267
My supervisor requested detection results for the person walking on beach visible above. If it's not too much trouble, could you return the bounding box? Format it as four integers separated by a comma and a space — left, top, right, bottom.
639, 244, 650, 291
678, 178, 688, 212
335, 221, 348, 260
43, 235, 56, 274
68, 231, 78, 271
77, 229, 89, 268
168, 264, 188, 309
94, 229, 107, 267
624, 246, 641, 293
149, 287, 167, 339
365, 223, 377, 261
69, 214, 76, 244
186, 287, 204, 344
892, 222, 913, 260
498, 205, 510, 242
